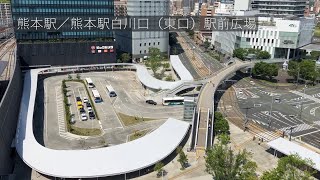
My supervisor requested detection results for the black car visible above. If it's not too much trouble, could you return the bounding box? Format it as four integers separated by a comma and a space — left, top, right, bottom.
76, 96, 81, 102
89, 112, 95, 119
86, 102, 92, 107
146, 100, 157, 105
79, 108, 85, 113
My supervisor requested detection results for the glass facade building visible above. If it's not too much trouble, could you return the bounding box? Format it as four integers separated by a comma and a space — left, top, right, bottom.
11, 0, 116, 66
11, 0, 114, 40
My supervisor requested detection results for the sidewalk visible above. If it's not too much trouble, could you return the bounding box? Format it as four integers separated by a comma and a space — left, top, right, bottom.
228, 122, 278, 176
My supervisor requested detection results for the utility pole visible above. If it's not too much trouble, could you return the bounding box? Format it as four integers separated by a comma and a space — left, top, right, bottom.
242, 107, 254, 131
299, 85, 307, 119
268, 95, 274, 128
286, 126, 296, 141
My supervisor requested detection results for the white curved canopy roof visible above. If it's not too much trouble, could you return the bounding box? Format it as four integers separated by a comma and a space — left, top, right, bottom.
15, 67, 190, 178
170, 55, 194, 81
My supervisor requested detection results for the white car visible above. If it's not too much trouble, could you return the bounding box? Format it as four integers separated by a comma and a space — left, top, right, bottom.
83, 97, 89, 103
81, 113, 87, 121
238, 90, 243, 94
87, 107, 93, 112
250, 81, 255, 85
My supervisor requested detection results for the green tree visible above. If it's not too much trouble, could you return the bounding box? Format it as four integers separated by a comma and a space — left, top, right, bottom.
146, 47, 163, 75
310, 51, 320, 60
154, 162, 164, 177
252, 62, 278, 80
186, 29, 194, 37
288, 60, 300, 80
214, 112, 230, 135
177, 146, 188, 170
204, 39, 211, 52
205, 141, 258, 180
218, 133, 230, 145
120, 53, 131, 63
76, 73, 81, 80
300, 60, 319, 83
261, 154, 315, 180
68, 74, 72, 80
257, 51, 271, 59
233, 48, 247, 60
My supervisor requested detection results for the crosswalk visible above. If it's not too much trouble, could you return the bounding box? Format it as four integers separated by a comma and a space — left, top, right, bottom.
235, 88, 260, 100
279, 123, 314, 135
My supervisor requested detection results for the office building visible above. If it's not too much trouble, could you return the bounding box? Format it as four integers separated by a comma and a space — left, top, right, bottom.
11, 0, 116, 66
212, 16, 315, 59
114, 0, 127, 16
235, 0, 252, 11
200, 3, 215, 16
251, 0, 309, 17
0, 3, 12, 27
116, 0, 169, 61
214, 1, 234, 15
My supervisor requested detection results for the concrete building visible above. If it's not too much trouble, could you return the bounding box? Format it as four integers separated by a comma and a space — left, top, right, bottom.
0, 3, 12, 27
214, 1, 234, 15
12, 0, 116, 66
114, 0, 127, 16
251, 0, 309, 17
235, 0, 252, 11
116, 0, 169, 61
212, 16, 315, 59
200, 3, 215, 16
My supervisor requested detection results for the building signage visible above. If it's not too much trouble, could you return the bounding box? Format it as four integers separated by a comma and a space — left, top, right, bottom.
96, 46, 113, 50
289, 24, 297, 28
90, 45, 114, 53
283, 40, 294, 45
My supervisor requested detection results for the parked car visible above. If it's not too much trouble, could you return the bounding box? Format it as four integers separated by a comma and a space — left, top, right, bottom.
146, 100, 157, 105
79, 108, 85, 113
89, 112, 95, 119
77, 105, 83, 110
238, 90, 243, 94
81, 113, 87, 121
83, 97, 89, 103
86, 102, 92, 107
70, 117, 76, 124
76, 96, 81, 102
250, 81, 255, 85
88, 107, 93, 112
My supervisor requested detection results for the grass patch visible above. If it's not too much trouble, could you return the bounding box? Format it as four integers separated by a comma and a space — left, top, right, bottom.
315, 26, 320, 37
117, 113, 155, 126
129, 129, 150, 141
70, 125, 101, 136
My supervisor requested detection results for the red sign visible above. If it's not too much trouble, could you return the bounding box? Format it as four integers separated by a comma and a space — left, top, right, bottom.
104, 49, 108, 53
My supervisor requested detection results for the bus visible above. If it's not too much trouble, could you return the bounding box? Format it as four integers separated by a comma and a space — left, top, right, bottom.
91, 89, 102, 103
85, 78, 95, 88
106, 85, 117, 97
162, 97, 184, 106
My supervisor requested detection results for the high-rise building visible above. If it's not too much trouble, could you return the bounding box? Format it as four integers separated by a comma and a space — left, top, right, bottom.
116, 0, 169, 61
251, 0, 309, 17
0, 3, 12, 27
114, 0, 128, 16
11, 0, 116, 66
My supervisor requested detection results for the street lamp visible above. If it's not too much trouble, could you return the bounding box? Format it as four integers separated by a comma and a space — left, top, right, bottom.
286, 126, 296, 141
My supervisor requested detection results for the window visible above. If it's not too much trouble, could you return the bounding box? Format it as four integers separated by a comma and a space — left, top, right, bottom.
144, 50, 146, 53
144, 43, 146, 46
267, 39, 270, 43
158, 42, 160, 45
256, 38, 258, 42
154, 42, 155, 45
246, 38, 250, 42
149, 43, 151, 46
140, 43, 141, 46
140, 50, 142, 54
272, 39, 274, 44
264, 39, 266, 43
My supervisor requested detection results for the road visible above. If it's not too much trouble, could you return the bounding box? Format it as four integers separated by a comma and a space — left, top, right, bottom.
231, 77, 320, 149
195, 59, 253, 150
